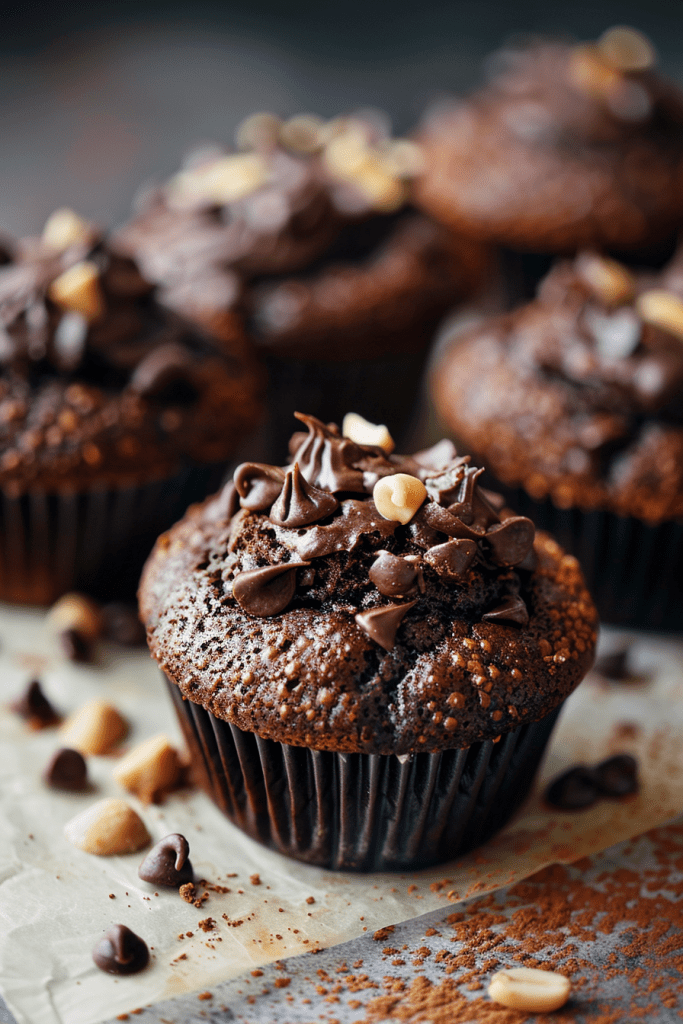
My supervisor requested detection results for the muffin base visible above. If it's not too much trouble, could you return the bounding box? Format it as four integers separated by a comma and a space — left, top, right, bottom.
0, 462, 228, 605
168, 679, 561, 872
498, 485, 683, 631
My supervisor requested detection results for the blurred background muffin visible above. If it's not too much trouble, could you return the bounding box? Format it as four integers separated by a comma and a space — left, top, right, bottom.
431, 250, 683, 629
114, 111, 487, 459
415, 27, 683, 300
0, 210, 262, 603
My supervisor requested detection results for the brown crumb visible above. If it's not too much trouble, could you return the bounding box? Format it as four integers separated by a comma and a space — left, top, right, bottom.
197, 917, 216, 932
274, 978, 291, 989
108, 894, 115, 899
179, 883, 197, 904
306, 896, 315, 905
251, 969, 263, 977
250, 873, 261, 885
373, 926, 395, 942
197, 992, 212, 1001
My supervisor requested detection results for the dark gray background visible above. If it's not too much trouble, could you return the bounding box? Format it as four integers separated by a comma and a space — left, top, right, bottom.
1, 0, 683, 235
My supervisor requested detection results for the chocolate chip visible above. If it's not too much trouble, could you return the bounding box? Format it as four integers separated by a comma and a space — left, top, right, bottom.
44, 748, 88, 791
594, 648, 631, 681
102, 603, 146, 646
232, 562, 308, 617
11, 679, 60, 727
60, 627, 92, 663
269, 462, 338, 527
129, 342, 196, 401
593, 755, 639, 798
486, 516, 535, 566
369, 551, 421, 597
138, 834, 194, 887
482, 594, 530, 626
545, 766, 599, 810
415, 501, 484, 540
355, 600, 417, 652
92, 925, 149, 975
234, 462, 286, 511
424, 538, 477, 578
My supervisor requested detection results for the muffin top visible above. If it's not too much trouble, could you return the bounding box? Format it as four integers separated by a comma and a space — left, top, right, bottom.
140, 413, 596, 756
432, 251, 683, 522
114, 111, 425, 298
0, 211, 262, 493
415, 28, 683, 252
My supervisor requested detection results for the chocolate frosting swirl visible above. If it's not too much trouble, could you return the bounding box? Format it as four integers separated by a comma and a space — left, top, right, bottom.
269, 462, 339, 527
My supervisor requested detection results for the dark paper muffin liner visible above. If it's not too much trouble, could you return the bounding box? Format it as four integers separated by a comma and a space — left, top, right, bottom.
0, 462, 228, 605
262, 350, 430, 464
497, 485, 683, 632
168, 678, 561, 872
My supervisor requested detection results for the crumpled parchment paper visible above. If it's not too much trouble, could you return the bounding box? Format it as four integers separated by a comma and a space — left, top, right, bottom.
0, 603, 682, 1024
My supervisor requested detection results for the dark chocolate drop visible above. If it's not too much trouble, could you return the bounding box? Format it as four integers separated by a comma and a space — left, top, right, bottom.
138, 833, 194, 887
482, 594, 530, 626
545, 766, 599, 810
594, 648, 631, 681
369, 551, 420, 597
92, 925, 149, 975
11, 679, 60, 727
44, 748, 88, 791
269, 462, 338, 528
129, 342, 195, 400
593, 755, 638, 798
355, 600, 417, 652
415, 501, 484, 540
233, 462, 286, 511
60, 627, 92, 663
424, 539, 477, 579
485, 516, 535, 566
232, 562, 308, 617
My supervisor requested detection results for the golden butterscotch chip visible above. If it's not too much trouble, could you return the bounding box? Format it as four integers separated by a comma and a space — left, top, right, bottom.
279, 113, 326, 154
636, 289, 683, 341
568, 44, 621, 98
342, 412, 395, 453
373, 474, 427, 524
235, 111, 283, 151
113, 734, 181, 803
598, 26, 656, 72
49, 261, 104, 322
60, 700, 128, 755
168, 153, 269, 207
42, 208, 93, 252
64, 798, 150, 856
488, 967, 571, 1012
47, 592, 103, 643
575, 252, 635, 305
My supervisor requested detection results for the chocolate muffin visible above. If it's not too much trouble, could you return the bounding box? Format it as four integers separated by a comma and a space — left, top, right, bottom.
115, 112, 486, 456
415, 27, 683, 297
0, 209, 262, 603
140, 413, 596, 871
431, 250, 683, 628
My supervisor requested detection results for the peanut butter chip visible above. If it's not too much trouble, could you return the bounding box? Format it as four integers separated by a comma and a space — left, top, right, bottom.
49, 261, 104, 322
575, 252, 635, 305
169, 153, 269, 207
113, 734, 181, 803
636, 289, 683, 342
64, 798, 150, 856
235, 112, 283, 151
42, 208, 93, 251
598, 26, 656, 72
47, 592, 103, 643
60, 700, 128, 755
373, 474, 427, 524
488, 967, 571, 1012
342, 412, 395, 453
